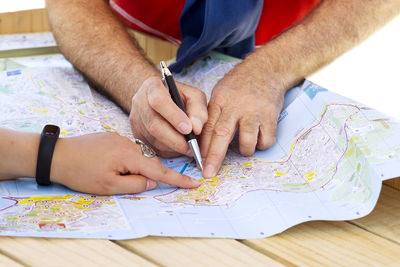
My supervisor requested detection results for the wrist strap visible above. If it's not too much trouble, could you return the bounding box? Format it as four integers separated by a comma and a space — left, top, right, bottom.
36, 125, 60, 186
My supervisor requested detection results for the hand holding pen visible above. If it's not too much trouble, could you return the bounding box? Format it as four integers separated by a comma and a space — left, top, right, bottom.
129, 64, 208, 159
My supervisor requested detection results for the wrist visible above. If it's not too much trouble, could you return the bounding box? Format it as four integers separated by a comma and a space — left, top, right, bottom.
49, 137, 70, 185
109, 60, 159, 112
241, 46, 303, 94
225, 55, 287, 100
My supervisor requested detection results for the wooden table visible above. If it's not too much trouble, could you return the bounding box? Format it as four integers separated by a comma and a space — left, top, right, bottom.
0, 9, 400, 266
0, 185, 398, 266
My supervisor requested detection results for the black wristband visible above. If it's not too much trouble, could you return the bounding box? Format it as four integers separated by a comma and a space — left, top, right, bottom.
36, 125, 60, 186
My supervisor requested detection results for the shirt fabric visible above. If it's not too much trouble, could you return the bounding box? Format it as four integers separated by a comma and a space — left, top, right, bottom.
110, 0, 320, 72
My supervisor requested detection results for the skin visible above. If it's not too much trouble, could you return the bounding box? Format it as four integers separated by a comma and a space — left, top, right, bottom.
46, 0, 400, 178
200, 0, 400, 177
0, 128, 200, 195
45, 0, 208, 160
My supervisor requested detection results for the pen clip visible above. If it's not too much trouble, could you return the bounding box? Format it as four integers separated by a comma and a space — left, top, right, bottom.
160, 61, 171, 88
160, 61, 172, 77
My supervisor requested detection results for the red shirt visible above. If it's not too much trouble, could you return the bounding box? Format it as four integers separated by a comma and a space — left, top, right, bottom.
110, 0, 320, 46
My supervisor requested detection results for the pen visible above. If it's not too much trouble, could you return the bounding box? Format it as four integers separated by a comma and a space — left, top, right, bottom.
160, 61, 203, 171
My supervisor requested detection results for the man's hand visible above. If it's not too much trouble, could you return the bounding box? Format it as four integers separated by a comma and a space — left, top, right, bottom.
201, 63, 285, 178
130, 77, 208, 158
200, 0, 400, 178
51, 132, 201, 195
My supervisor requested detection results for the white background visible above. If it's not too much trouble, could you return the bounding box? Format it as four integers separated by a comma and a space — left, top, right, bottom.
0, 0, 45, 13
309, 15, 400, 119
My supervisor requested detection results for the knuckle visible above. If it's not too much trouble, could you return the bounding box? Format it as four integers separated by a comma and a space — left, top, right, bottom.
198, 110, 208, 122
148, 120, 161, 137
208, 101, 222, 113
213, 125, 232, 138
206, 151, 222, 162
148, 92, 163, 109
143, 76, 160, 87
202, 121, 215, 136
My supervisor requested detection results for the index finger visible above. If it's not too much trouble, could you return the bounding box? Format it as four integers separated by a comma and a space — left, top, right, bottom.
202, 111, 237, 178
147, 79, 192, 135
136, 156, 201, 189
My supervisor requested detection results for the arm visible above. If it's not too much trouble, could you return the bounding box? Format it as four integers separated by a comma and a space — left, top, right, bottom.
46, 0, 208, 157
0, 128, 200, 194
201, 0, 400, 177
0, 129, 39, 180
46, 0, 156, 111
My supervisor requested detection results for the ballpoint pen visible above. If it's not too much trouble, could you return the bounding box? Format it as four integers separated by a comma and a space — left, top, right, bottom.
160, 61, 203, 171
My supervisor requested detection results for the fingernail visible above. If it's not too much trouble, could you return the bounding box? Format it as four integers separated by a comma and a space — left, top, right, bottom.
146, 180, 157, 191
186, 148, 193, 157
178, 122, 191, 134
203, 164, 215, 177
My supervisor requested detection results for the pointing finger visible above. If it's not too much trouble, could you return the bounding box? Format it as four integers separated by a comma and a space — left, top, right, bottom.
131, 156, 201, 189
200, 103, 222, 157
87, 173, 157, 195
202, 110, 237, 178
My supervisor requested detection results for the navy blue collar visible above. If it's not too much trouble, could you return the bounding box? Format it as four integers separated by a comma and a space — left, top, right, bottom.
170, 0, 263, 73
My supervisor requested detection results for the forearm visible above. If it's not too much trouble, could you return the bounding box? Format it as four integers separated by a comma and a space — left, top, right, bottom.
240, 0, 400, 92
0, 129, 39, 179
46, 0, 159, 111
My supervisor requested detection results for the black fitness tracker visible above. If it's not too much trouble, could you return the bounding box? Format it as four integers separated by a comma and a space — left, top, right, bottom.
35, 124, 60, 186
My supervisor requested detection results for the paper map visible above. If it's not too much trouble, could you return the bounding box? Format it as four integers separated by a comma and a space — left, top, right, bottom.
0, 34, 399, 239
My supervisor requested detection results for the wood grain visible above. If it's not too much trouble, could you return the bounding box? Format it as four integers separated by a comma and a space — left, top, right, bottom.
384, 178, 400, 191
352, 185, 400, 243
243, 220, 400, 266
0, 237, 155, 266
242, 185, 400, 266
0, 252, 24, 267
127, 29, 178, 65
0, 9, 50, 34
117, 237, 283, 267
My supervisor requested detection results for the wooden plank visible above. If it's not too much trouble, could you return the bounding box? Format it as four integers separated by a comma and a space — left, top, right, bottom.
0, 252, 24, 267
352, 185, 400, 243
383, 177, 400, 191
128, 29, 178, 65
0, 237, 155, 267
0, 47, 60, 58
242, 220, 400, 266
31, 9, 51, 33
0, 9, 178, 66
0, 9, 50, 34
117, 237, 283, 266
